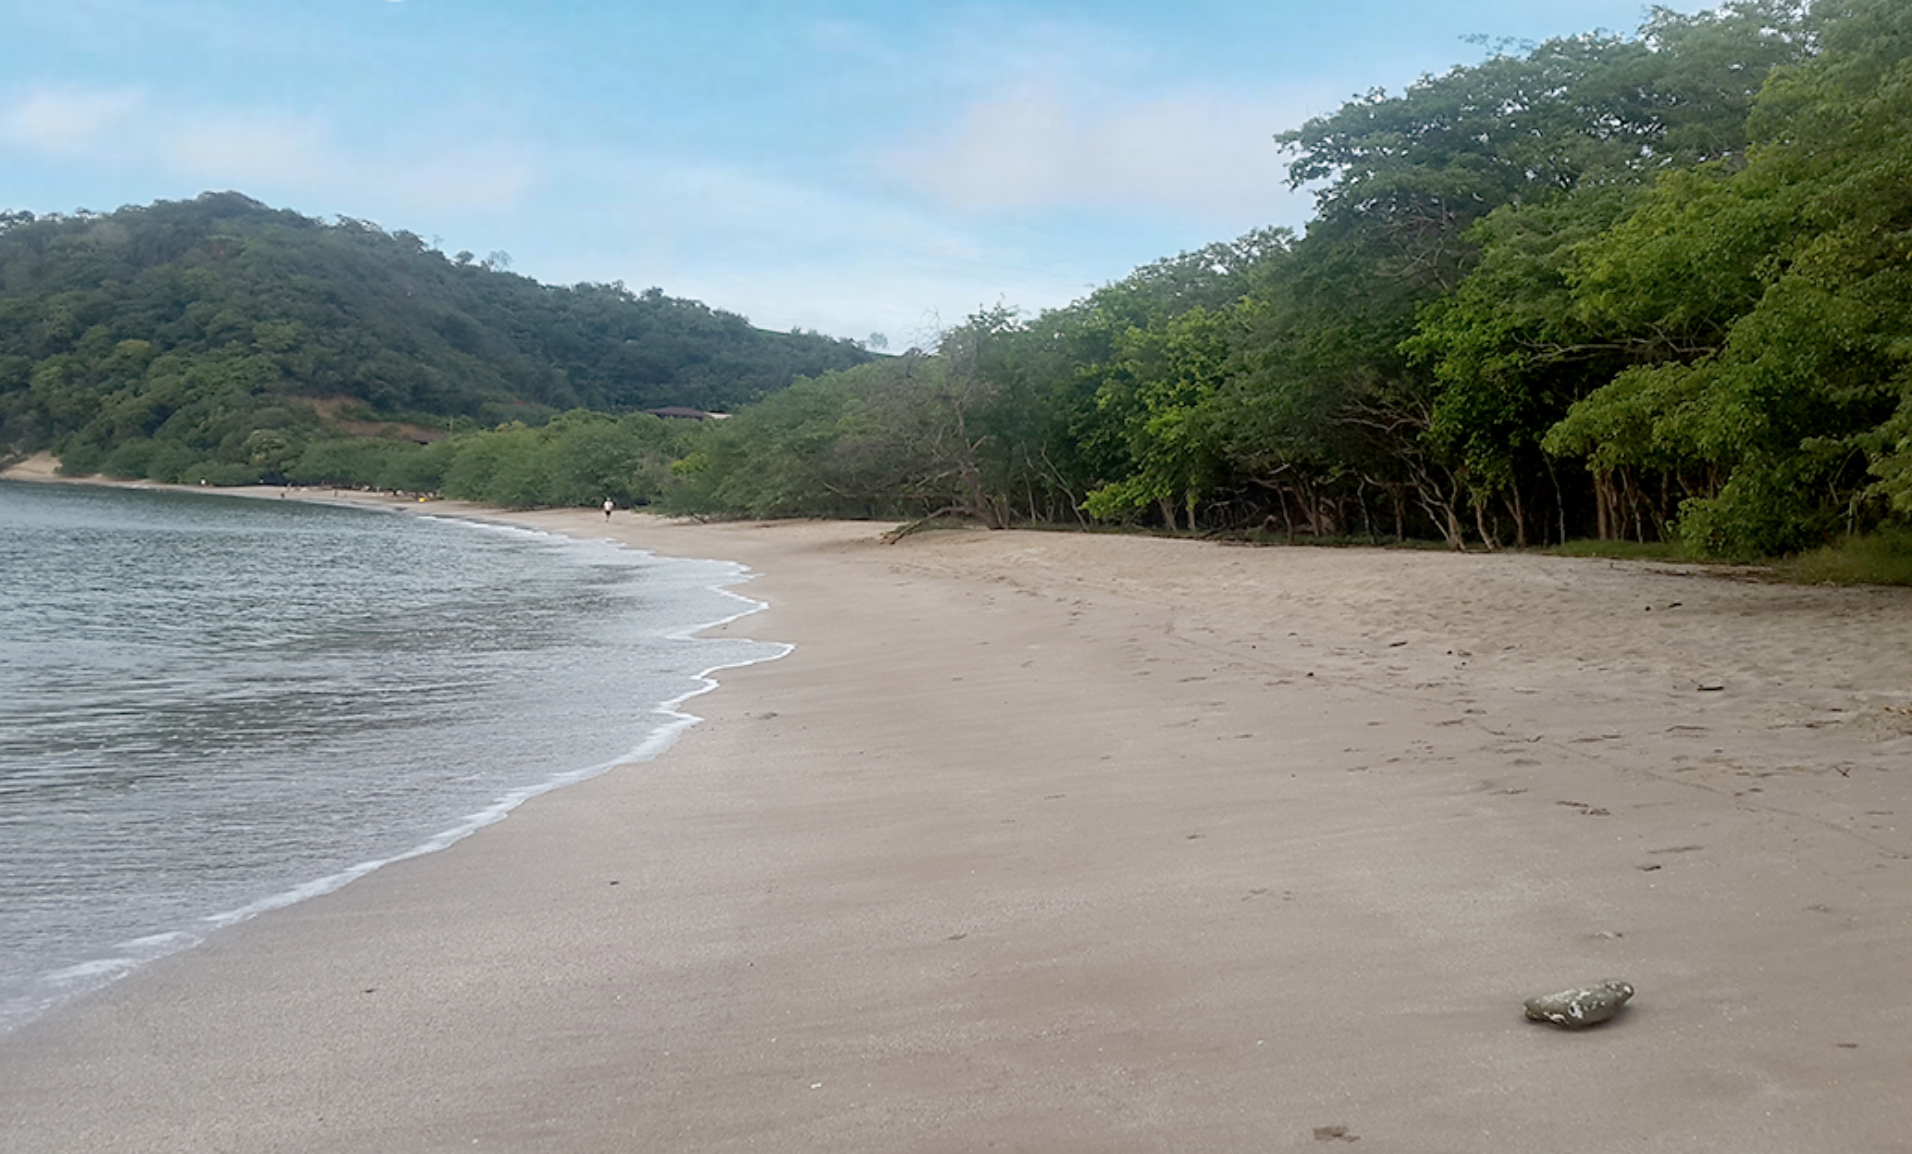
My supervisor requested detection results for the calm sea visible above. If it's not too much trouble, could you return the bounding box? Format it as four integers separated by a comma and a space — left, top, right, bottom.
0, 480, 782, 1033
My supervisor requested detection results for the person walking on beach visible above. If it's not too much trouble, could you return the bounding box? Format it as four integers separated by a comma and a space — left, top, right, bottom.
603, 497, 614, 520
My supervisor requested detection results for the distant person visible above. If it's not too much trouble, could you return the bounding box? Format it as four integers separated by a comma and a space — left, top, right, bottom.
603, 498, 614, 520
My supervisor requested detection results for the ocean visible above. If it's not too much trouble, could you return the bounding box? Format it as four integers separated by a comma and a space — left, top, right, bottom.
0, 480, 783, 1033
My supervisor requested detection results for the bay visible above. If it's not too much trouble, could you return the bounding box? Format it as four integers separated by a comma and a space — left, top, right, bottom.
0, 481, 781, 1032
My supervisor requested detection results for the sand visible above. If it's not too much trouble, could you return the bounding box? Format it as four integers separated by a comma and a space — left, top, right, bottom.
3, 473, 1911, 1151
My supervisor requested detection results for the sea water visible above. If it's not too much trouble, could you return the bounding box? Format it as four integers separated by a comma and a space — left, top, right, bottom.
0, 480, 783, 1033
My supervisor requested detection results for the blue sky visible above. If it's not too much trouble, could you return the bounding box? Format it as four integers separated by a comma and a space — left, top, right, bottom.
2, 1, 1710, 346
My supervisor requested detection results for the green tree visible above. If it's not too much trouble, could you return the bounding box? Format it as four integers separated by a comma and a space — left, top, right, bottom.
1273, 2, 1817, 546
1546, 0, 1912, 554
1081, 306, 1234, 530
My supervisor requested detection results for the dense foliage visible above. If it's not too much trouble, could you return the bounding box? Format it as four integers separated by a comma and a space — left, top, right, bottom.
0, 192, 869, 486
671, 0, 1912, 557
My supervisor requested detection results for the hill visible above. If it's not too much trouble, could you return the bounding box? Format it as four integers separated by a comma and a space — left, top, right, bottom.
0, 192, 871, 482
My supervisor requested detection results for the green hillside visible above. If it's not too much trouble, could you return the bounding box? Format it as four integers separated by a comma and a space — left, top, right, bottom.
0, 192, 870, 483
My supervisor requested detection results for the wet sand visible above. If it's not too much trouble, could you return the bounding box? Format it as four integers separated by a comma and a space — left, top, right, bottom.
3, 476, 1911, 1151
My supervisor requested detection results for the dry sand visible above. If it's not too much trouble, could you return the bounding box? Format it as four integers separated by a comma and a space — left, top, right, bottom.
3, 472, 1911, 1152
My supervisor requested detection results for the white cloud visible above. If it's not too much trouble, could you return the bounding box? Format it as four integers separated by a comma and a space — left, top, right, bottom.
156, 108, 334, 185
883, 78, 1322, 226
158, 112, 539, 214
0, 85, 541, 215
627, 158, 989, 262
0, 87, 142, 155
791, 12, 1328, 231
522, 151, 1094, 343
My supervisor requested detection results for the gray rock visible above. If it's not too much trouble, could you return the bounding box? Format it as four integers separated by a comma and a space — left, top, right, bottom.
1523, 979, 1634, 1028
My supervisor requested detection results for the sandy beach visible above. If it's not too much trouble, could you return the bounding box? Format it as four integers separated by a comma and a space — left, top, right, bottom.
3, 468, 1911, 1151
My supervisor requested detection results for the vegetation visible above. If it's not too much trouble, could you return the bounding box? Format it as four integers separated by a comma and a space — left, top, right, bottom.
1771, 530, 1912, 586
666, 0, 1912, 564
0, 192, 870, 488
12, 1, 1912, 569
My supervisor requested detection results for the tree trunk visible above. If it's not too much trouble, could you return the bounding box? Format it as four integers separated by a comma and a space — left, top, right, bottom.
1547, 458, 1567, 546
1595, 471, 1613, 541
1507, 481, 1528, 549
1474, 501, 1501, 551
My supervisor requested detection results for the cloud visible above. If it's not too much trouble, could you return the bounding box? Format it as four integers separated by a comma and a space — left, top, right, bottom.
0, 87, 142, 156
882, 78, 1322, 226
156, 107, 334, 186
614, 157, 990, 263
0, 85, 540, 215
525, 151, 1094, 342
157, 111, 539, 213
791, 12, 1327, 231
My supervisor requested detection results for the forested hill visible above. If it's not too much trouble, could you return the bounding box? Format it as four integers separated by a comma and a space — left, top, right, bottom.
0, 192, 870, 476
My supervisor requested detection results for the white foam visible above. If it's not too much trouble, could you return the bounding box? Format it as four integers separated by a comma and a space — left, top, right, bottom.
199, 556, 789, 930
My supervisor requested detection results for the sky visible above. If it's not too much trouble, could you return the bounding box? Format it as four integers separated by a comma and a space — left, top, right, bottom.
1, 0, 1714, 348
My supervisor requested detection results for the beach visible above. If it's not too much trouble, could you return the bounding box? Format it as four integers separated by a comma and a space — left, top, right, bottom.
3, 480, 1911, 1151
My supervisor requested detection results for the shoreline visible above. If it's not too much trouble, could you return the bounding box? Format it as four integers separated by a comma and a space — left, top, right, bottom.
4, 460, 1912, 1150
0, 468, 791, 1036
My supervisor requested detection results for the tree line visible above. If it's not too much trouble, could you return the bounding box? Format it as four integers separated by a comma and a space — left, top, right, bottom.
669, 0, 1912, 558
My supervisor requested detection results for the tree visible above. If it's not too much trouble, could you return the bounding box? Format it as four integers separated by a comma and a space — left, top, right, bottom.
1081, 306, 1234, 530
1545, 0, 1912, 554
1379, 1, 1820, 543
